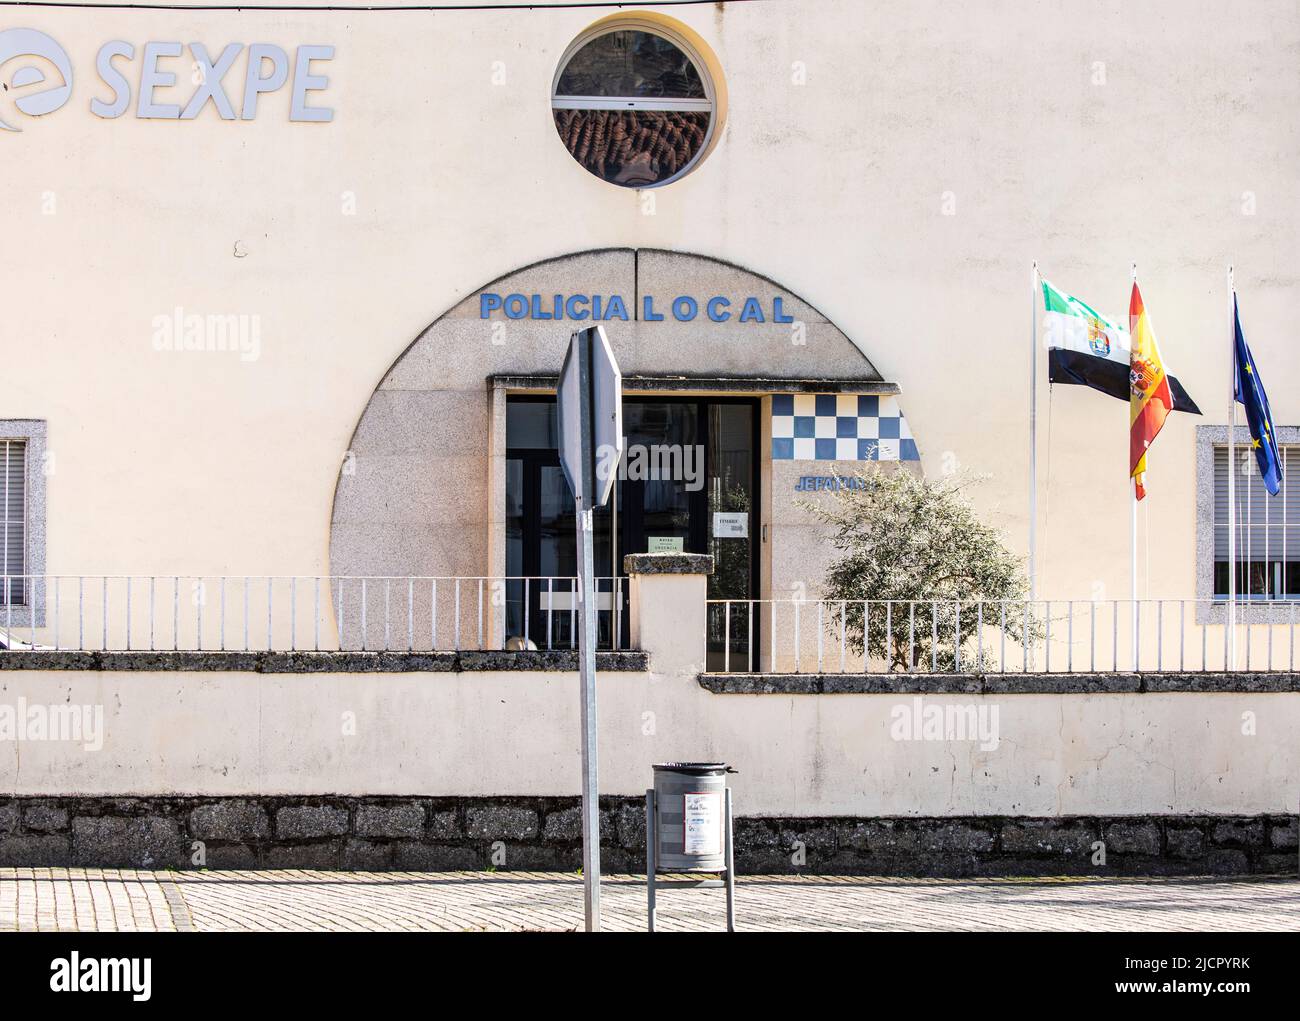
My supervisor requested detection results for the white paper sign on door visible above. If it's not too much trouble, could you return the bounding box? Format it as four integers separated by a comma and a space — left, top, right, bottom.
712, 512, 748, 538
682, 791, 723, 856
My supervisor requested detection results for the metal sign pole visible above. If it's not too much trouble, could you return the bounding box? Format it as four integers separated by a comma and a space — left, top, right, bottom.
575, 331, 601, 931
557, 324, 623, 934
577, 503, 600, 929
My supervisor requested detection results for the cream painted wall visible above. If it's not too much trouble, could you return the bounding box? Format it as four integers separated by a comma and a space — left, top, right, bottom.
6, 667, 1298, 815
4, 0, 1298, 605
1, 571, 1295, 813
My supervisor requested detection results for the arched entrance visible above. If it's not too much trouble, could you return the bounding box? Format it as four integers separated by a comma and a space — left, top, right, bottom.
330, 248, 911, 658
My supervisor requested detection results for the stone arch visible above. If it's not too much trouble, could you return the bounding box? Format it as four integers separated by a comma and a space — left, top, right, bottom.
329, 247, 886, 588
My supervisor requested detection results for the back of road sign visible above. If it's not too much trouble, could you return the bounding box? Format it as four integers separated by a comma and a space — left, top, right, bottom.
557, 325, 623, 512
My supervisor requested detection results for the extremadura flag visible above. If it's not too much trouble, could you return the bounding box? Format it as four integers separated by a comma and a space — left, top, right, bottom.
1041, 278, 1201, 415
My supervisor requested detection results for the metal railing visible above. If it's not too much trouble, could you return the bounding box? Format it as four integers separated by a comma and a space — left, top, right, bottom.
706, 598, 1299, 674
0, 575, 629, 653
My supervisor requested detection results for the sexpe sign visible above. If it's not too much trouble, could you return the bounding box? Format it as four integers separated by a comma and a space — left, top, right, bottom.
0, 27, 334, 131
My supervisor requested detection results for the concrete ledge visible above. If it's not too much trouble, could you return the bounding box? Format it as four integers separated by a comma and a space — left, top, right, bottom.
0, 650, 648, 673
492, 374, 900, 395
699, 671, 1300, 694
624, 552, 714, 575
1, 796, 1293, 876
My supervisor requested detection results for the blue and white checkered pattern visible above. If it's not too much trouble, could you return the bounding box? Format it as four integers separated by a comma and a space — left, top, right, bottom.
771, 394, 919, 462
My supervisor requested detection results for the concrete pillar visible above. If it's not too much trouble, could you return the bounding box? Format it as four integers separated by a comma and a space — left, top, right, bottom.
485, 382, 508, 649
625, 552, 713, 674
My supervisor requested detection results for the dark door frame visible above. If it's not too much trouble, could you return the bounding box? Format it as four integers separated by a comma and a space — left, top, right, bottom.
505, 393, 762, 652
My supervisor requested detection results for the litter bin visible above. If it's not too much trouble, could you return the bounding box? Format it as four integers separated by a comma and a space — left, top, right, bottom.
646, 762, 736, 931
651, 762, 730, 871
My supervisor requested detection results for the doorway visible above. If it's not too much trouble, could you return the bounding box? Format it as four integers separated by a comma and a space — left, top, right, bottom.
505, 395, 758, 668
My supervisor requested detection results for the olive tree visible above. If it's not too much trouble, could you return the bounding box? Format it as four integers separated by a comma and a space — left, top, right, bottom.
799, 468, 1037, 671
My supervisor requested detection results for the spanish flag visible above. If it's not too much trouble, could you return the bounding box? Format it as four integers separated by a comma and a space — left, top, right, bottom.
1128, 282, 1173, 500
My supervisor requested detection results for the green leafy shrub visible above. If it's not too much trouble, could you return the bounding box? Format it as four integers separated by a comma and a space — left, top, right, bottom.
800, 468, 1039, 671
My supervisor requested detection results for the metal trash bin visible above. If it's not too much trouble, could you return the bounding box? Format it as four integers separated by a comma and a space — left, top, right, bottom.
646, 762, 736, 931
652, 762, 730, 871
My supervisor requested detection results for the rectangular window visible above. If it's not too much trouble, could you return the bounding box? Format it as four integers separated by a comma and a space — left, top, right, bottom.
2, 438, 25, 606
1213, 444, 1299, 600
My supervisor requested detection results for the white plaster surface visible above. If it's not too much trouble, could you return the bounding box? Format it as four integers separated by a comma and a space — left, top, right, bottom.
2, 573, 1296, 816
7, 1, 1294, 606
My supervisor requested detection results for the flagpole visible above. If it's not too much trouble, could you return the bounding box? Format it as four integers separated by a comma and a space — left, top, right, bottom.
1227, 265, 1237, 669
1029, 260, 1039, 601
1131, 483, 1138, 668
1130, 262, 1139, 670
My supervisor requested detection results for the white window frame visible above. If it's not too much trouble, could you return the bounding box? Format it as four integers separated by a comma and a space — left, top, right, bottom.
551, 18, 718, 188
1195, 423, 1298, 624
0, 420, 46, 629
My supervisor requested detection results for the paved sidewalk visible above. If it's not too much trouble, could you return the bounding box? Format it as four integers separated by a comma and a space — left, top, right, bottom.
1, 868, 1297, 932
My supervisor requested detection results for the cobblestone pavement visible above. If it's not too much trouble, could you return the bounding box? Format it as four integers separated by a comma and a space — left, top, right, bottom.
1, 869, 1297, 932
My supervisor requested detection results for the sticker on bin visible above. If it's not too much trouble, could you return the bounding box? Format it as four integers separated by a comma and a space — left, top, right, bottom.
682, 791, 723, 856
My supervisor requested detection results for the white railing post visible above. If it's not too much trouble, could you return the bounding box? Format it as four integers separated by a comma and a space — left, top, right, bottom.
815, 600, 823, 673
723, 601, 731, 673
999, 601, 1006, 674
953, 600, 960, 673
748, 600, 755, 672
770, 601, 776, 673
1045, 600, 1051, 673
1067, 600, 1073, 673
839, 600, 847, 674
793, 599, 801, 673
430, 578, 437, 651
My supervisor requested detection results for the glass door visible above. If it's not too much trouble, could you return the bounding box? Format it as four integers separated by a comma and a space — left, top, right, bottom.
618, 401, 704, 560
506, 395, 758, 661
505, 448, 613, 650
705, 403, 757, 671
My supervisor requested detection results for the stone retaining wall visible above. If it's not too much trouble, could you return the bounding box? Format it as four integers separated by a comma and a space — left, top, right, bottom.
0, 650, 647, 672
1, 796, 1294, 876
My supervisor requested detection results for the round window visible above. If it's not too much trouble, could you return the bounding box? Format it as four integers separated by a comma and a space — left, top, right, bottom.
552, 22, 717, 188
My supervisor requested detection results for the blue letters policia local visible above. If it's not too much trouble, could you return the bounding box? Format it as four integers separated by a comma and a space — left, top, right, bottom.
479, 293, 796, 324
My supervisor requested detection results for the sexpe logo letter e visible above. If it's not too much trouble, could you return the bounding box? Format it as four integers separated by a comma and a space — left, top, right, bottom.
0, 28, 73, 131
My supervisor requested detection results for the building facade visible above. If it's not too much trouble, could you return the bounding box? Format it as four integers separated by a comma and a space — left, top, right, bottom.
1, 1, 1299, 872
4, 0, 1298, 634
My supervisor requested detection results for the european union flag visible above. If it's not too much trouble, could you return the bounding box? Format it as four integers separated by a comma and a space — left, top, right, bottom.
1233, 296, 1282, 495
